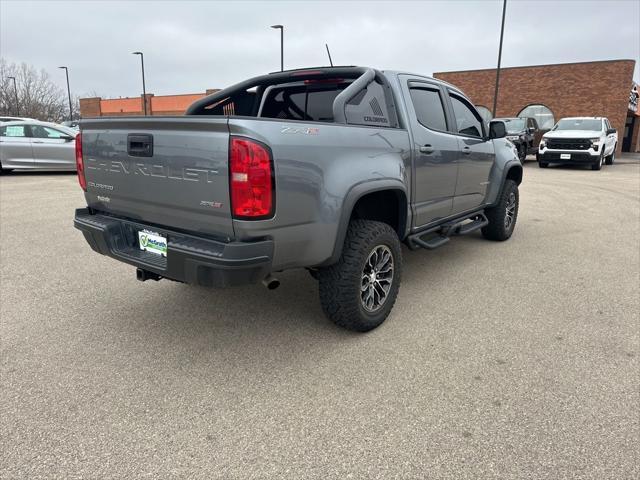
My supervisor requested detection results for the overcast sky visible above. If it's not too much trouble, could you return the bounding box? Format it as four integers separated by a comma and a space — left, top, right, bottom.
1, 0, 638, 99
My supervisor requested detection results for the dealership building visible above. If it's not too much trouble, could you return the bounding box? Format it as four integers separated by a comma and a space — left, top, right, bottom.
434, 59, 639, 154
80, 59, 639, 154
79, 89, 219, 118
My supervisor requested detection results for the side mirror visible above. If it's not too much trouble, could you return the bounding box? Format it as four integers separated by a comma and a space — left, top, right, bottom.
489, 120, 507, 139
60, 135, 74, 142
527, 127, 535, 134
606, 128, 617, 135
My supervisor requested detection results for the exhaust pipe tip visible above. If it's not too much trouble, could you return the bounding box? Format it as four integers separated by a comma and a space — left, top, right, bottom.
262, 275, 280, 290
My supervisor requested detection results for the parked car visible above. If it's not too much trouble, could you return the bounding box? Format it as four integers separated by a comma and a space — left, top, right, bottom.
61, 120, 81, 131
0, 116, 34, 123
0, 120, 78, 172
74, 66, 522, 332
495, 117, 540, 161
537, 117, 617, 170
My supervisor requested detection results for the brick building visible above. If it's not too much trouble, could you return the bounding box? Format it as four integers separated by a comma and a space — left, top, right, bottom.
434, 59, 639, 154
79, 89, 219, 118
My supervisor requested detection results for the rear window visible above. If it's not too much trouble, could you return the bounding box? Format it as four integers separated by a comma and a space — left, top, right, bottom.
189, 70, 398, 128
203, 89, 258, 116
261, 84, 347, 122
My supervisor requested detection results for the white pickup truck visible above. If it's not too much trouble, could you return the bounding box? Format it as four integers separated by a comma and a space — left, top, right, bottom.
537, 117, 618, 170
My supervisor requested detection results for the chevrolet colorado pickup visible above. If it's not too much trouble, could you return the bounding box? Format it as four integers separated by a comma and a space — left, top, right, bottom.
74, 67, 522, 332
537, 116, 618, 170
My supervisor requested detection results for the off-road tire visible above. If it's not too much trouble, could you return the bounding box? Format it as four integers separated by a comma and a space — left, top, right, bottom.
318, 220, 402, 332
481, 179, 519, 241
605, 145, 616, 165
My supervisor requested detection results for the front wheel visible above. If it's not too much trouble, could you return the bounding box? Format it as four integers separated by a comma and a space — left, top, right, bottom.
518, 144, 526, 161
318, 220, 402, 332
605, 145, 616, 165
591, 152, 604, 170
482, 179, 519, 241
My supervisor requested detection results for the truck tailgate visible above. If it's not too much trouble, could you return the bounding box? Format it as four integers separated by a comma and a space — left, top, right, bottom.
81, 117, 234, 239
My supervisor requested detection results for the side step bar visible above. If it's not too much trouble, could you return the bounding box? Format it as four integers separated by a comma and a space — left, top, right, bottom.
407, 212, 488, 251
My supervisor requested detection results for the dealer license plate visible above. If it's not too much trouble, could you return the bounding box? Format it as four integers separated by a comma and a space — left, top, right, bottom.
560, 153, 571, 160
138, 230, 167, 257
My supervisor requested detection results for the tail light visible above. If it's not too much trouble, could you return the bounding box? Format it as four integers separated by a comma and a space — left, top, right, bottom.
229, 137, 274, 219
75, 132, 86, 191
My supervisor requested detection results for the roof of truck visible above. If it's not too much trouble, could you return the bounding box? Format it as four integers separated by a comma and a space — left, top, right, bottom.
559, 116, 603, 120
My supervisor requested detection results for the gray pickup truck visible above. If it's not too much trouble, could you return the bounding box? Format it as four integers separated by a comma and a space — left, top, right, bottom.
74, 66, 522, 332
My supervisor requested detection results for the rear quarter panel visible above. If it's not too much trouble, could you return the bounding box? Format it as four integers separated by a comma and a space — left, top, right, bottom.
229, 118, 411, 270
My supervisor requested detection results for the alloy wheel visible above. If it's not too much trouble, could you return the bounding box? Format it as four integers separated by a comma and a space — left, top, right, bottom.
504, 192, 517, 230
361, 245, 394, 313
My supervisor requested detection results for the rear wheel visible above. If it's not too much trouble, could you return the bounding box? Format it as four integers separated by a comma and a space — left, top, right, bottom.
482, 179, 519, 241
318, 220, 402, 332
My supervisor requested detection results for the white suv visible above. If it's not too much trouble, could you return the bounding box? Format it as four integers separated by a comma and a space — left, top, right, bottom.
537, 117, 618, 171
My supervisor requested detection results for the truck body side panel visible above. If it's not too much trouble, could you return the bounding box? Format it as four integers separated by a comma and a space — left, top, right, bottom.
228, 117, 411, 270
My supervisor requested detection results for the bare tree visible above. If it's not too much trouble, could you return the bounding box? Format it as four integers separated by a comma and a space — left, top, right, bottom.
0, 58, 72, 122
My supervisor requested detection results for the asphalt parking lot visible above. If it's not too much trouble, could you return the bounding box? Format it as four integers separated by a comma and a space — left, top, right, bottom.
1, 155, 639, 479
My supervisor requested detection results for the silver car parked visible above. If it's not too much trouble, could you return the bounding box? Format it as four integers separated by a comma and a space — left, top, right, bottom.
0, 120, 78, 172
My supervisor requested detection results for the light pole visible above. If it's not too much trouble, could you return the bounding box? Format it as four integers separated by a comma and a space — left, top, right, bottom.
7, 76, 19, 116
58, 66, 73, 120
492, 0, 507, 117
270, 25, 284, 71
132, 51, 147, 115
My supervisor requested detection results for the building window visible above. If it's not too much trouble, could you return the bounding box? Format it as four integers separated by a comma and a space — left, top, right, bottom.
476, 106, 493, 123
518, 104, 555, 130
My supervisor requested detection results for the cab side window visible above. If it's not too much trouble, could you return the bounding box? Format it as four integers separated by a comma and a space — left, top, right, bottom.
449, 94, 483, 138
409, 87, 448, 132
0, 125, 28, 137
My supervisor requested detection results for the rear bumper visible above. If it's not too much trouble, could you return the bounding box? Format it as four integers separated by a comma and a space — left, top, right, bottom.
74, 208, 273, 288
537, 151, 599, 164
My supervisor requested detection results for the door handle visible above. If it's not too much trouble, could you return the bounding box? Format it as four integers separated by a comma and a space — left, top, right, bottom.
419, 145, 435, 154
33, 140, 44, 144
462, 146, 471, 155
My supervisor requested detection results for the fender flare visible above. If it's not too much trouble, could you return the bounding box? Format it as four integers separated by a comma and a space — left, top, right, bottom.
490, 161, 523, 206
321, 179, 409, 266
